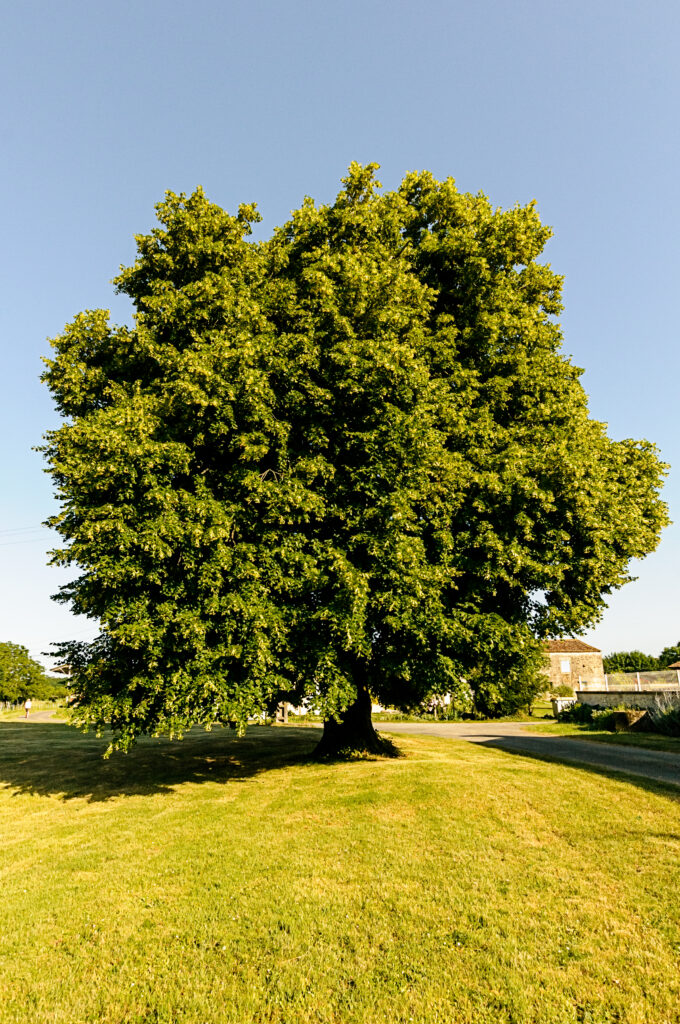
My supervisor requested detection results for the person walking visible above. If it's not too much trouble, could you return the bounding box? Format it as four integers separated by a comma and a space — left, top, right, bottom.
23, 698, 32, 719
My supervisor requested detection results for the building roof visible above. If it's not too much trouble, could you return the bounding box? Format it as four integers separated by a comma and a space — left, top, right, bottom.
545, 639, 601, 654
667, 661, 680, 670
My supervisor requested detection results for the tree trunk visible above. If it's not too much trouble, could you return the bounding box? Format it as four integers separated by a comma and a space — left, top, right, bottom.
313, 684, 391, 758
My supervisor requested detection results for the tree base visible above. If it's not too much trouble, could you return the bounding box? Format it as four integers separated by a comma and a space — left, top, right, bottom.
311, 688, 399, 759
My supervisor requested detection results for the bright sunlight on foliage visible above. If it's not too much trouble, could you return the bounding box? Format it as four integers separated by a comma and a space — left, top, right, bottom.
42, 165, 668, 752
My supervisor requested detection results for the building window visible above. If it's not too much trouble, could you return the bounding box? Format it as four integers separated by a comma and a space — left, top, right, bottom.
560, 659, 571, 674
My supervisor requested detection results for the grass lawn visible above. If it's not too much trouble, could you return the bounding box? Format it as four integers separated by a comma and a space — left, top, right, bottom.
2, 723, 680, 1023
530, 698, 554, 718
526, 720, 680, 755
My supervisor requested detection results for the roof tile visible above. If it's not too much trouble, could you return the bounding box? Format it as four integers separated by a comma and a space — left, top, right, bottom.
545, 639, 601, 654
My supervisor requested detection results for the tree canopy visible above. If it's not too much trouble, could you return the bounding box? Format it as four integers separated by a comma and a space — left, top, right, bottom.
602, 650, 660, 674
659, 642, 680, 668
42, 164, 669, 753
603, 643, 680, 673
0, 642, 64, 703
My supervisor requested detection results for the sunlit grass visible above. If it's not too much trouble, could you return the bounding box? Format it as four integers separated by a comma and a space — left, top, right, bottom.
1, 721, 679, 1023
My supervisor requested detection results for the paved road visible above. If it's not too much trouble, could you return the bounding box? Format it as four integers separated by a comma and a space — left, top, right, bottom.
12, 709, 56, 723
380, 721, 680, 789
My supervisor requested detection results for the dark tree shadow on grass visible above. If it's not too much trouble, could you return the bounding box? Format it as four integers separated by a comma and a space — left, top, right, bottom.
0, 722, 324, 802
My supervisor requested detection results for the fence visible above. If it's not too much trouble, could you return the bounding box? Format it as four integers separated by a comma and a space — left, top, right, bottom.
577, 670, 680, 693
577, 689, 680, 710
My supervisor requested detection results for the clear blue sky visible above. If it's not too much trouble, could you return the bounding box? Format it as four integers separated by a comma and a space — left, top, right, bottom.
1, 0, 678, 666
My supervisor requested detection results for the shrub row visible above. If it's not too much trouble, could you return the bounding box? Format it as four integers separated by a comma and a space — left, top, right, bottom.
556, 696, 680, 736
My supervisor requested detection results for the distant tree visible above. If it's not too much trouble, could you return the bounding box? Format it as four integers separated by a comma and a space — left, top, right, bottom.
0, 643, 49, 702
603, 651, 659, 674
42, 165, 669, 754
32, 676, 69, 701
658, 642, 680, 668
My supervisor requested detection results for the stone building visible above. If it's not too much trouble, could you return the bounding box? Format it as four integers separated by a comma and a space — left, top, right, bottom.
542, 639, 604, 691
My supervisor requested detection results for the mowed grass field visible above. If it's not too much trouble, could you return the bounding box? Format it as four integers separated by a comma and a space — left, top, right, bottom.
2, 721, 680, 1024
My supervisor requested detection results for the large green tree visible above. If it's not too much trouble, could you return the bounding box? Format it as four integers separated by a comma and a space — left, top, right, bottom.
42, 165, 668, 754
602, 650, 659, 674
0, 643, 59, 703
659, 642, 680, 668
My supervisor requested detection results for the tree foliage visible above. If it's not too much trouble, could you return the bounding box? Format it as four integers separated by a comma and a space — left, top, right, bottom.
42, 165, 669, 750
602, 650, 660, 674
658, 642, 680, 668
603, 643, 680, 673
0, 643, 63, 702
